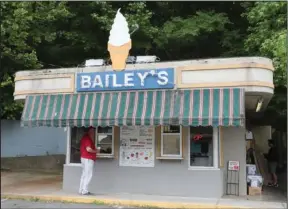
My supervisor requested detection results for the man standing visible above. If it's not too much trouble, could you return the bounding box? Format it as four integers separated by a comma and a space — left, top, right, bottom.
265, 139, 278, 187
79, 127, 97, 195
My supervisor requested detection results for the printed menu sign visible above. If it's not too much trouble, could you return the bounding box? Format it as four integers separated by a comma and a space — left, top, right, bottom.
120, 126, 154, 167
228, 161, 240, 171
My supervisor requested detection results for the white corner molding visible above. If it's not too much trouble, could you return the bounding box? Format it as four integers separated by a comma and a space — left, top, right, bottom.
188, 167, 220, 171
66, 127, 71, 164
213, 127, 219, 168
156, 156, 183, 160
97, 155, 114, 159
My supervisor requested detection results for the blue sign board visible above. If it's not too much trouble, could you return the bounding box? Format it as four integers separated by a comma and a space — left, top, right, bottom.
76, 68, 174, 92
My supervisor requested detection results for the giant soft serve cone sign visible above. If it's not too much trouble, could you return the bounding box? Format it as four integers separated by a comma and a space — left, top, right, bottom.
108, 9, 131, 71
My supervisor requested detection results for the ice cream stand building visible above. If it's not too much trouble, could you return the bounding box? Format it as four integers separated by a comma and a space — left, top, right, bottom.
14, 10, 275, 198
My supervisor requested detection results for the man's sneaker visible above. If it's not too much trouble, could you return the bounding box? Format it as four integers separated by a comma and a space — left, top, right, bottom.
267, 182, 274, 187
273, 183, 279, 188
81, 191, 92, 195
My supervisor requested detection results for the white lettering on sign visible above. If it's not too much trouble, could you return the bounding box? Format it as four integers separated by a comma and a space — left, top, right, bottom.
81, 75, 91, 88
112, 74, 122, 87
157, 71, 169, 85
105, 74, 110, 87
124, 72, 134, 87
92, 75, 103, 88
79, 70, 171, 89
137, 72, 149, 86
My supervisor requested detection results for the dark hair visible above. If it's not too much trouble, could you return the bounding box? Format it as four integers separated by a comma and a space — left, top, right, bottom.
268, 139, 275, 145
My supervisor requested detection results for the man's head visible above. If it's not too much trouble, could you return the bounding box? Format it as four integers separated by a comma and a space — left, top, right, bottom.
85, 127, 95, 141
268, 139, 275, 148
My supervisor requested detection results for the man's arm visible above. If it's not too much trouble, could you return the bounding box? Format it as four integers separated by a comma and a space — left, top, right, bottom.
83, 138, 97, 153
86, 146, 97, 153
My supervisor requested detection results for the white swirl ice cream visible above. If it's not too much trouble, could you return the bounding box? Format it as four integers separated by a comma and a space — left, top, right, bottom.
108, 9, 131, 46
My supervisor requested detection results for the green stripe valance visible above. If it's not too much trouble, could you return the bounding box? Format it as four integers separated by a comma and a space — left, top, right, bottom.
21, 88, 245, 127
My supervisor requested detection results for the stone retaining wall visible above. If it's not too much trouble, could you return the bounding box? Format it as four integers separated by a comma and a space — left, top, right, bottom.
1, 155, 65, 171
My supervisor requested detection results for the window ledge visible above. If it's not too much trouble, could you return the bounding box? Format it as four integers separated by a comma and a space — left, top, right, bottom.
156, 156, 183, 160
65, 163, 81, 167
188, 167, 220, 171
97, 155, 114, 159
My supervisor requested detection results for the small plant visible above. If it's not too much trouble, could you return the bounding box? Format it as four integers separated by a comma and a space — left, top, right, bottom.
92, 200, 106, 205
29, 197, 40, 202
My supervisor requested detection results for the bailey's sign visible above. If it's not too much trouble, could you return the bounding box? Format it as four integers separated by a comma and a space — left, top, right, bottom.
76, 68, 174, 92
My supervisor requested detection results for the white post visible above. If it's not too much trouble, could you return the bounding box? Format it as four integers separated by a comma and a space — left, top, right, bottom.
213, 127, 219, 168
66, 127, 71, 164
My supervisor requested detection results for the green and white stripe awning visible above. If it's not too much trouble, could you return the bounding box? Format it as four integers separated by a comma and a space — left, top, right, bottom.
21, 88, 245, 127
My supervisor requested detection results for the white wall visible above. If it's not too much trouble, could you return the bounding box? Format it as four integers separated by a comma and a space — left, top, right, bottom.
252, 126, 271, 154
222, 126, 246, 196
1, 120, 66, 157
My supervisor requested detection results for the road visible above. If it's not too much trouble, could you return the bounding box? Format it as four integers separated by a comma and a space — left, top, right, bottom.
1, 199, 127, 208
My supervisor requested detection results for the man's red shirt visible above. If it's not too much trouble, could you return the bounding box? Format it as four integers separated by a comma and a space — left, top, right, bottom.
80, 134, 96, 161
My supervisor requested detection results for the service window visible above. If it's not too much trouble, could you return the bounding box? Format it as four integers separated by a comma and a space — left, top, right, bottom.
190, 126, 216, 167
96, 127, 114, 156
161, 126, 182, 157
69, 127, 114, 164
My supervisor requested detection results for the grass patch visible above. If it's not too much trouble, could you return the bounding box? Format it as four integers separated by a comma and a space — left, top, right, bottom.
92, 200, 107, 205
28, 197, 40, 202
91, 200, 162, 209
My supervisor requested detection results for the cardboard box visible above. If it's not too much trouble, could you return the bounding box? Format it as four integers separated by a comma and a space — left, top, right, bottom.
248, 186, 262, 196
247, 175, 263, 187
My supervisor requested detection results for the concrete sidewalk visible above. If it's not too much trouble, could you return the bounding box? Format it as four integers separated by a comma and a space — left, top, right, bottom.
1, 171, 287, 209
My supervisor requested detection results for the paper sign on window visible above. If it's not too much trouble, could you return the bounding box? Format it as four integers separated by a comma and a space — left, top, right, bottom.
120, 126, 154, 167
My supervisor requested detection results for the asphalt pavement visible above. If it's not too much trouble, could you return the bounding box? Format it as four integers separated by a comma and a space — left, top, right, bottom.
1, 199, 127, 208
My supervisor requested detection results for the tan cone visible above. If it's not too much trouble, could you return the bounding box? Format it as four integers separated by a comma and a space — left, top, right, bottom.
108, 41, 132, 71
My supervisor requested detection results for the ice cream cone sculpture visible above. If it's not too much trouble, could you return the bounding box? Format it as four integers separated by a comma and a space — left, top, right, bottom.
108, 9, 131, 71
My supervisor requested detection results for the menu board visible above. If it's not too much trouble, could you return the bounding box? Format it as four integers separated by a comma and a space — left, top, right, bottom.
119, 126, 154, 167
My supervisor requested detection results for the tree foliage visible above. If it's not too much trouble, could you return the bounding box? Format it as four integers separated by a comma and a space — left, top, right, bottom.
0, 2, 286, 126
244, 2, 287, 86
0, 2, 72, 119
243, 2, 287, 123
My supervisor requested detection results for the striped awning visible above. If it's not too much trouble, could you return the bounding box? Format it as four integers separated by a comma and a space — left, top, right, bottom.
21, 88, 245, 127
